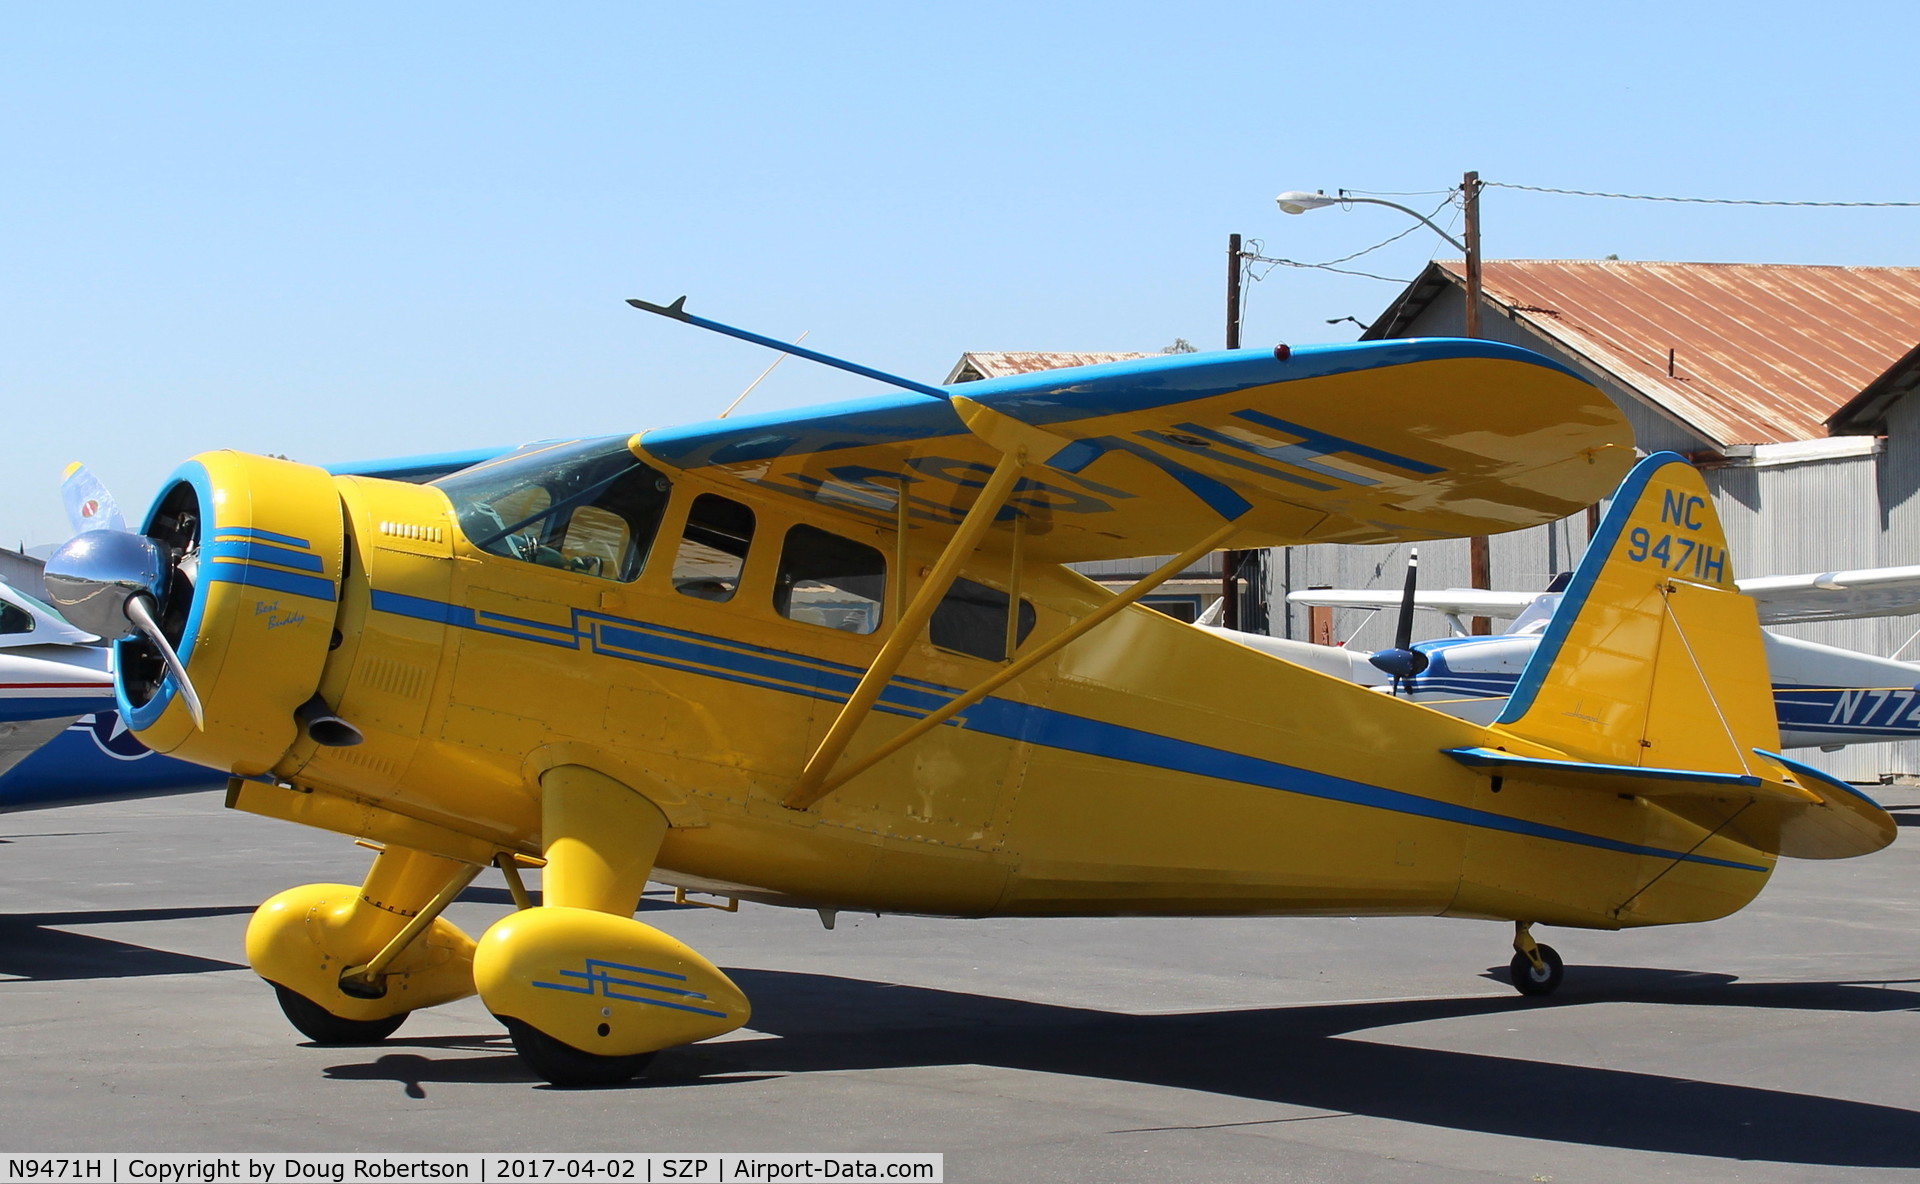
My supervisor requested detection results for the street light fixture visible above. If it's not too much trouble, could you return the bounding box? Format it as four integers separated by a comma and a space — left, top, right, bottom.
1275, 172, 1494, 631
1274, 190, 1469, 254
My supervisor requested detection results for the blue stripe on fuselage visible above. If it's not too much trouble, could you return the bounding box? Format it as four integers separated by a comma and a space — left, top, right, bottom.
367, 590, 1765, 873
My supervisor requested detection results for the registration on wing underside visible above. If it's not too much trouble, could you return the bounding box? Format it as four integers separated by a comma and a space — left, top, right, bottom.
635, 341, 1635, 563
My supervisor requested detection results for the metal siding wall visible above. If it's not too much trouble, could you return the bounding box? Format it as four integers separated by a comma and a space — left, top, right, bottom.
1883, 397, 1920, 577
1276, 536, 1472, 650
1703, 452, 1913, 780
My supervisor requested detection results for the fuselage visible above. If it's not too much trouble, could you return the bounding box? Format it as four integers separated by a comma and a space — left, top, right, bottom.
122, 442, 1778, 933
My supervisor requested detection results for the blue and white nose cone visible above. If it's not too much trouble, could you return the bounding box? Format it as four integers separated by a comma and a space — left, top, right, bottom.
44, 530, 171, 641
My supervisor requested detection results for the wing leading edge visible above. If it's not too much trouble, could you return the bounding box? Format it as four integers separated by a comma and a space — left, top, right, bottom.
633, 340, 1633, 564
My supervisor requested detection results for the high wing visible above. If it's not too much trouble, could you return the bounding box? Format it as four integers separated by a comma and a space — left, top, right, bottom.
633, 340, 1634, 564
324, 445, 513, 484
1295, 565, 1920, 628
1738, 565, 1920, 624
1287, 588, 1542, 619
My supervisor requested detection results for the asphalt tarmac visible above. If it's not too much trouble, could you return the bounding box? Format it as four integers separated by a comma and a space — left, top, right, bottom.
5, 788, 1919, 1183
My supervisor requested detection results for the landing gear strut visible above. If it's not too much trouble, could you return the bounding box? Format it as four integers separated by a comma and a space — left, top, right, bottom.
1509, 921, 1564, 997
247, 846, 482, 1045
472, 765, 749, 1087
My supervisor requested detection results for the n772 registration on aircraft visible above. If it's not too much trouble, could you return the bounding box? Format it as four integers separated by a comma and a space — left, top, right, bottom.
45, 298, 1895, 1085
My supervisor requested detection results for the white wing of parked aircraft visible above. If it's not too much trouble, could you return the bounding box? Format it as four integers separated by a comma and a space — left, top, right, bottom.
1737, 565, 1920, 624
1288, 564, 1920, 629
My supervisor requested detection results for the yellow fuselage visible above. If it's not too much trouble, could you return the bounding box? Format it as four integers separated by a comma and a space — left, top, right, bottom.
141, 453, 1775, 933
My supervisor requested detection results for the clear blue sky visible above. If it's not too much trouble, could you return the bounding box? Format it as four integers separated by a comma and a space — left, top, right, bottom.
5, 1, 1916, 547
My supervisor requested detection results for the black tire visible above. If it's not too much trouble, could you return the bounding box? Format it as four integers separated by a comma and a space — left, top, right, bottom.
271, 982, 408, 1044
1509, 943, 1565, 997
499, 1015, 655, 1087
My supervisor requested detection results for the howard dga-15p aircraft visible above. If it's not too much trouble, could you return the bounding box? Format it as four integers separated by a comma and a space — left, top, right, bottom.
44, 300, 1896, 1085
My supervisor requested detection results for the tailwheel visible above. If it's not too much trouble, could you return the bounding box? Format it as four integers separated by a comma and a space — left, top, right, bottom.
499, 1016, 656, 1087
1509, 921, 1565, 997
1509, 944, 1564, 996
271, 982, 409, 1044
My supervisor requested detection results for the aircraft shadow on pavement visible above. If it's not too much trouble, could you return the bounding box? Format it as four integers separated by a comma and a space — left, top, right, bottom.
0, 905, 251, 981
637, 965, 1920, 1169
321, 1034, 781, 1095
308, 963, 1920, 1163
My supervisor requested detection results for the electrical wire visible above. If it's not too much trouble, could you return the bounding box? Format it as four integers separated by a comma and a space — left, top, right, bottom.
1247, 259, 1411, 284
1485, 181, 1920, 207
1237, 194, 1456, 287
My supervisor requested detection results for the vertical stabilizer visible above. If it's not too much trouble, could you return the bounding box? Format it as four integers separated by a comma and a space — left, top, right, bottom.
1493, 452, 1776, 770
1464, 452, 1893, 860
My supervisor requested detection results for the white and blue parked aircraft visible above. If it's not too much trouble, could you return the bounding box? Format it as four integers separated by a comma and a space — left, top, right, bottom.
1263, 565, 1920, 751
0, 466, 227, 812
0, 577, 220, 812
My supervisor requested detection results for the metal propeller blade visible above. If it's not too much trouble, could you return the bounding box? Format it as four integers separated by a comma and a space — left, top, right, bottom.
1367, 548, 1431, 691
124, 593, 204, 731
1394, 549, 1420, 653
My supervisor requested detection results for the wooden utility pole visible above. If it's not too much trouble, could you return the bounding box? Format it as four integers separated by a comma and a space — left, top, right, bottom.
1462, 171, 1492, 633
1223, 234, 1244, 629
1462, 170, 1483, 340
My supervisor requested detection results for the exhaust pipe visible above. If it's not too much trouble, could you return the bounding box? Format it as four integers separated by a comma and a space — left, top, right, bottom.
295, 694, 364, 748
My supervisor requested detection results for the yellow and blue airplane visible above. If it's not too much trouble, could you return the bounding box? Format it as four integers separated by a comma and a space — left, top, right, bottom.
43, 299, 1896, 1086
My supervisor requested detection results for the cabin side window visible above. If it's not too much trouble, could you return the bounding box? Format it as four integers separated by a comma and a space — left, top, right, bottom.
0, 601, 31, 634
673, 494, 756, 602
435, 436, 671, 582
774, 525, 885, 634
929, 577, 1035, 661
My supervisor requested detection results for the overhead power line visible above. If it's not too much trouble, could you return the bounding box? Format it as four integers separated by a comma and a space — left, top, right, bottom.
1485, 181, 1920, 208
1243, 256, 1411, 284
1238, 194, 1455, 286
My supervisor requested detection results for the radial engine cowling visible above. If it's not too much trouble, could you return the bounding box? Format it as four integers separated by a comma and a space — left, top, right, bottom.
117, 451, 346, 776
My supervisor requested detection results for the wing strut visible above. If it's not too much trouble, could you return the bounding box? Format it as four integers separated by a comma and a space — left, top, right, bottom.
791, 520, 1240, 808
784, 448, 1029, 809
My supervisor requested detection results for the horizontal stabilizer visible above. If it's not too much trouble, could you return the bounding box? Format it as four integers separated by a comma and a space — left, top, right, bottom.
1664, 750, 1897, 861
1442, 746, 1813, 802
1446, 745, 1893, 860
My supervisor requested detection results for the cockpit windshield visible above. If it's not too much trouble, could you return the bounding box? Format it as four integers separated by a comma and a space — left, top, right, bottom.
433, 436, 671, 581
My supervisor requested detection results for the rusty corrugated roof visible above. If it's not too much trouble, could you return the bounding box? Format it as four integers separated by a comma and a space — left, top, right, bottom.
1371, 260, 1920, 446
945, 351, 1153, 384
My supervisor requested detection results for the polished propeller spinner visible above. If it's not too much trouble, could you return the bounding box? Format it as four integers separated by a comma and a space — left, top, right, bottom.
43, 488, 206, 730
